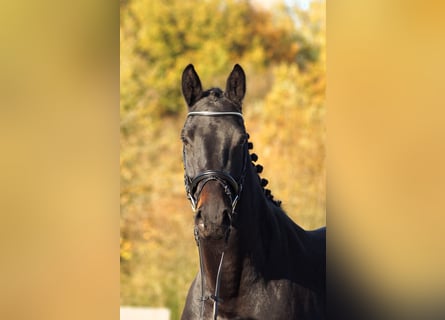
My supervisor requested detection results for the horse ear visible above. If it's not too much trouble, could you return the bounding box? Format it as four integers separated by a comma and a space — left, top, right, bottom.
225, 64, 246, 105
182, 64, 203, 107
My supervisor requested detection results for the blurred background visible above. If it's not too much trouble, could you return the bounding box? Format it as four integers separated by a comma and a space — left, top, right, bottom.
120, 0, 325, 318
2, 0, 445, 319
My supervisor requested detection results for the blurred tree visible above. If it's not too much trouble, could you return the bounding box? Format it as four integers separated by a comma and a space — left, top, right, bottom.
250, 1, 326, 225
121, 0, 311, 120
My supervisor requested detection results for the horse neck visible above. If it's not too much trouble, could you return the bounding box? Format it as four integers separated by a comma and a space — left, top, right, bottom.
237, 162, 273, 242
237, 162, 311, 271
236, 163, 280, 256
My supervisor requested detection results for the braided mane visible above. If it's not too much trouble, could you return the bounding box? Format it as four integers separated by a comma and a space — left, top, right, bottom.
246, 133, 282, 207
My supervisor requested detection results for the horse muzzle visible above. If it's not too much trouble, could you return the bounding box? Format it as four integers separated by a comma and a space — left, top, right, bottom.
194, 180, 233, 240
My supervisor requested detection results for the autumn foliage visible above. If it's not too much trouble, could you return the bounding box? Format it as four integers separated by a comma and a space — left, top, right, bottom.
120, 0, 325, 318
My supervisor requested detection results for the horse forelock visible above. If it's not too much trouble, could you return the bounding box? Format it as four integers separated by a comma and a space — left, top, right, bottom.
191, 88, 241, 112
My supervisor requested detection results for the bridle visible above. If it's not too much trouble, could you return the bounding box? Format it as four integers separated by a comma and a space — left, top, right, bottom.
183, 111, 248, 215
182, 111, 248, 320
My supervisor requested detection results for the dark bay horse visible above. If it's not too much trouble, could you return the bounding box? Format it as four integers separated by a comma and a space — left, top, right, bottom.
180, 64, 325, 320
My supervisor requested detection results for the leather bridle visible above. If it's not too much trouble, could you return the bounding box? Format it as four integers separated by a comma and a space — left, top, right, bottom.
183, 111, 247, 215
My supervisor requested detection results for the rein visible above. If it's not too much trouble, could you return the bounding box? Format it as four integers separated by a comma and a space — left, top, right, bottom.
184, 111, 246, 320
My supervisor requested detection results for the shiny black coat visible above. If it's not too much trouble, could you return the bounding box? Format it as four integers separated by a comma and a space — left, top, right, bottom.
180, 65, 325, 320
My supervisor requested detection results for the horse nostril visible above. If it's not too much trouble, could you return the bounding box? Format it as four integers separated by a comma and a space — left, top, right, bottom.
195, 209, 206, 230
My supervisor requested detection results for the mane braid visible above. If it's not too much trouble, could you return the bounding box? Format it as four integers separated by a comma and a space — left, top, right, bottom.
246, 134, 282, 207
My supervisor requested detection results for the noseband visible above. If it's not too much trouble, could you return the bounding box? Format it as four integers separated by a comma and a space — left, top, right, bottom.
183, 111, 247, 215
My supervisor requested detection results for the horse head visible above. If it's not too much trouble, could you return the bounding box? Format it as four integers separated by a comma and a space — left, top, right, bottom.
181, 64, 248, 241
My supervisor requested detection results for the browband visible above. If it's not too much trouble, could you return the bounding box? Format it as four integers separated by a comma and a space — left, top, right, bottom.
187, 111, 243, 119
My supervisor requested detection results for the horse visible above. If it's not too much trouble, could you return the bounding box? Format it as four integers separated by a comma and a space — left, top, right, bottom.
180, 64, 326, 320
